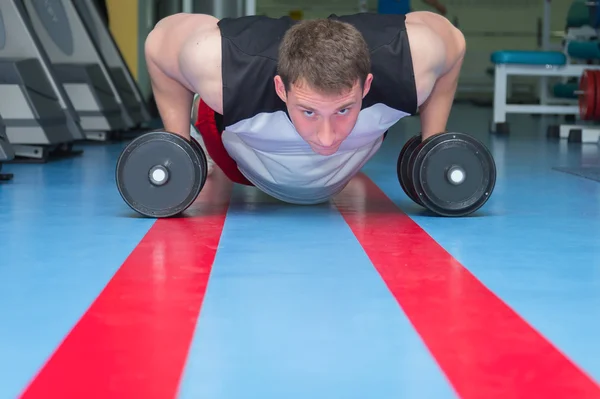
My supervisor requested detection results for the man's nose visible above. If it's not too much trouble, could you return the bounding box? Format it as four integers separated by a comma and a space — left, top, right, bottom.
317, 122, 336, 146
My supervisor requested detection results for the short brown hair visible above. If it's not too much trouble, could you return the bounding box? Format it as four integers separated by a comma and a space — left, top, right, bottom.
277, 18, 371, 95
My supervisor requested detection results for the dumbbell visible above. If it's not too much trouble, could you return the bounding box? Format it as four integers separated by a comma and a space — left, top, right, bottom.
397, 132, 496, 217
115, 130, 208, 218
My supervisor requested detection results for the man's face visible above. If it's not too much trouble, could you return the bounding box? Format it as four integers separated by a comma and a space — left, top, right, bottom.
275, 75, 373, 156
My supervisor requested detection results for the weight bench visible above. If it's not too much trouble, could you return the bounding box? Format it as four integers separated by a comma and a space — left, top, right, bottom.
491, 50, 600, 134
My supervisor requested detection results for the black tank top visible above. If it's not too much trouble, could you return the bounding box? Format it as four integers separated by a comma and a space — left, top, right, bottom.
217, 13, 418, 128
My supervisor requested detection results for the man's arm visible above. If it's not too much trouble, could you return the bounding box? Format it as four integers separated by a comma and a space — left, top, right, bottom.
145, 24, 195, 139
414, 17, 466, 140
145, 14, 220, 138
146, 56, 194, 139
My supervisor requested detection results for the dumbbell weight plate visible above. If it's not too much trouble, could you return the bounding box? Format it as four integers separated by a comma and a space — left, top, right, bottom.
594, 70, 600, 121
189, 135, 204, 158
116, 131, 207, 218
579, 69, 596, 120
411, 132, 496, 217
397, 134, 424, 206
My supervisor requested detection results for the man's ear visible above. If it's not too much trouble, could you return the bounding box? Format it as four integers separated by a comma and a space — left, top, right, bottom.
274, 75, 287, 103
362, 73, 373, 98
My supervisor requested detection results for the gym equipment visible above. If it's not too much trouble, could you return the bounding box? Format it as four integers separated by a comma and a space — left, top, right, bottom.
0, 116, 14, 181
397, 133, 496, 217
116, 131, 208, 218
526, 0, 600, 144
547, 121, 600, 142
490, 50, 600, 134
490, 0, 600, 136
397, 134, 423, 206
71, 0, 151, 126
553, 82, 579, 99
554, 69, 600, 143
567, 41, 600, 60
22, 0, 133, 141
567, 0, 591, 28
577, 69, 599, 120
0, 0, 84, 160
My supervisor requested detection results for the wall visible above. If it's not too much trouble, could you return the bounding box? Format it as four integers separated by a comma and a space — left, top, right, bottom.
106, 0, 139, 80
257, 0, 376, 19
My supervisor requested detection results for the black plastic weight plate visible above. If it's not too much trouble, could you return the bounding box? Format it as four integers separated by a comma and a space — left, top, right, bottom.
189, 135, 205, 159
188, 135, 209, 183
116, 131, 207, 218
397, 134, 423, 206
411, 132, 496, 217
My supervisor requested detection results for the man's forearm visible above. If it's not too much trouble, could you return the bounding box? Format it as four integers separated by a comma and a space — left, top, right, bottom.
418, 53, 464, 140
146, 47, 194, 139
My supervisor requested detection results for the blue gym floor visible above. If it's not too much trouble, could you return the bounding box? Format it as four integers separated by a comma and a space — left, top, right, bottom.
1, 103, 600, 398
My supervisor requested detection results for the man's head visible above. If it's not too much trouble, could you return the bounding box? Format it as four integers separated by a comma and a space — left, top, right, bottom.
274, 18, 373, 156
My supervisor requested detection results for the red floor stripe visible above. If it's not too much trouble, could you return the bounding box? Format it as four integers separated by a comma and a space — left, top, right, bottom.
333, 174, 600, 399
20, 170, 233, 399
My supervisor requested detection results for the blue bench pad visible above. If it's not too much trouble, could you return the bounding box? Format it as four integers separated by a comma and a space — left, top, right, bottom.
491, 50, 567, 65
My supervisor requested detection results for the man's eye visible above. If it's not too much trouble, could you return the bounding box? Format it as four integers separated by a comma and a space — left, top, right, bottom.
303, 111, 314, 117
338, 108, 349, 115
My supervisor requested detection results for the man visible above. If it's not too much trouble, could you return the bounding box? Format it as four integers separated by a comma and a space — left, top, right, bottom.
145, 11, 465, 204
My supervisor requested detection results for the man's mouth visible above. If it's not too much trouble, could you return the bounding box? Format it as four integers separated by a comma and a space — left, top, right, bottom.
311, 143, 341, 155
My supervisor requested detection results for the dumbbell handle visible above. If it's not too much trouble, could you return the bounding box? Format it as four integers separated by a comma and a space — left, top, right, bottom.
586, 1, 598, 6
574, 90, 584, 95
